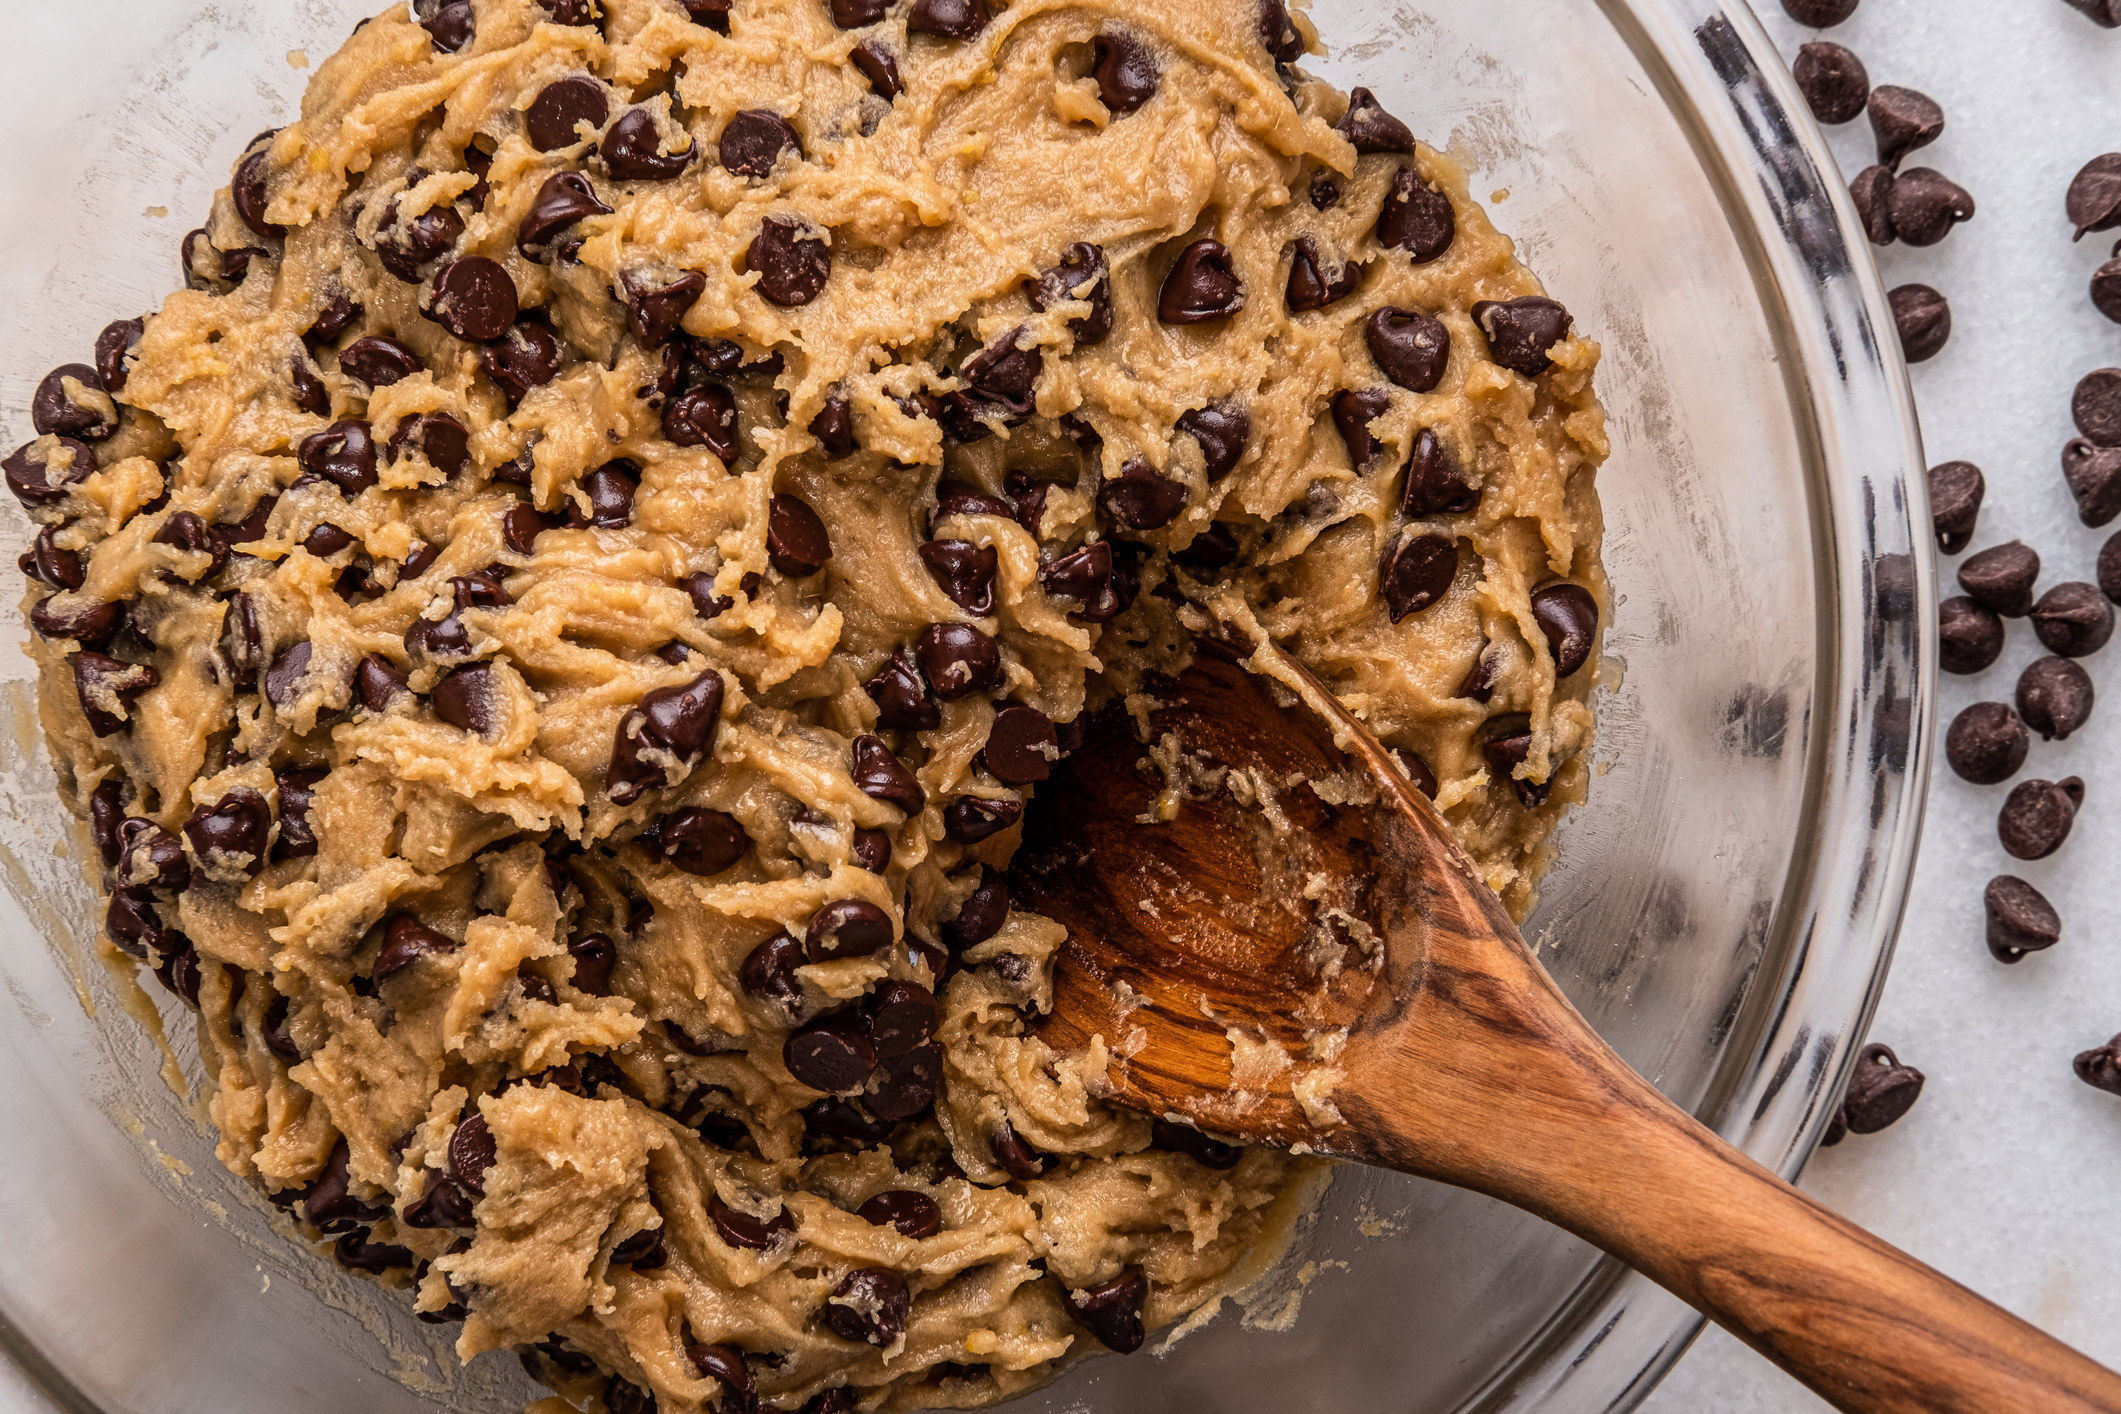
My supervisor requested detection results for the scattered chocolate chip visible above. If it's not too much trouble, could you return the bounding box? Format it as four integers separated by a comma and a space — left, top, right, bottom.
391, 412, 471, 478
32, 365, 116, 440
526, 75, 609, 151
961, 329, 1043, 418
749, 216, 832, 306
1091, 31, 1159, 113
423, 257, 518, 341
2074, 368, 2121, 447
934, 483, 1014, 523
602, 107, 695, 181
1937, 597, 2004, 675
432, 663, 499, 736
559, 932, 614, 995
656, 807, 750, 877
1472, 297, 1571, 376
310, 290, 363, 343
809, 395, 857, 459
1984, 875, 2061, 964
1782, 0, 1857, 23
304, 1138, 388, 1233
1377, 166, 1455, 262
607, 667, 724, 804
2103, 531, 2121, 604
274, 768, 325, 859
1887, 283, 1950, 362
944, 795, 1022, 844
941, 866, 1008, 948
481, 321, 565, 402
443, 1112, 496, 1197
1850, 165, 1896, 245
806, 899, 895, 963
291, 356, 330, 416
1944, 701, 2028, 785
907, 0, 988, 39
1177, 402, 1249, 481
1868, 86, 1942, 169
373, 191, 464, 283
155, 511, 229, 577
619, 269, 707, 346
1957, 541, 2038, 617
767, 493, 831, 576
1479, 714, 1550, 808
852, 734, 927, 815
183, 790, 271, 875
917, 623, 1001, 699
104, 891, 166, 958
72, 651, 158, 737
500, 503, 553, 556
1926, 460, 1983, 552
786, 1017, 878, 1094
865, 652, 940, 731
2093, 250, 2121, 324
1379, 532, 1456, 621
404, 609, 472, 661
684, 1339, 757, 1412
1531, 583, 1598, 677
373, 915, 460, 984
2069, 154, 2121, 239
983, 705, 1057, 785
1999, 776, 2085, 860
419, 0, 476, 50
1285, 235, 1362, 312
1068, 1266, 1148, 1353
831, 0, 888, 25
3, 436, 94, 508
857, 1188, 940, 1238
1174, 521, 1239, 571
115, 819, 190, 896
1332, 388, 1392, 472
95, 317, 144, 393
1158, 239, 1244, 324
1038, 541, 1121, 621
1097, 459, 1189, 532
868, 980, 937, 1059
517, 171, 610, 260
740, 932, 806, 1015
298, 420, 379, 497
2018, 655, 2095, 741
987, 1120, 1043, 1179
30, 596, 122, 647
1152, 1119, 1243, 1169
719, 109, 803, 182
338, 337, 423, 389
852, 40, 903, 99
1793, 41, 1869, 124
572, 461, 637, 528
1839, 1042, 1923, 1135
1366, 307, 1450, 392
919, 540, 998, 616
1399, 429, 1478, 518
2032, 582, 2115, 658
824, 1267, 909, 1346
1886, 168, 1975, 247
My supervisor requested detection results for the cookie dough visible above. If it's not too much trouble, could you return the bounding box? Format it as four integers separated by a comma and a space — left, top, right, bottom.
11, 0, 1606, 1408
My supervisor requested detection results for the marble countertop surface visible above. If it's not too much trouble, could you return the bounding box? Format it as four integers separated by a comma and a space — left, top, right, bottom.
1647, 0, 2121, 1407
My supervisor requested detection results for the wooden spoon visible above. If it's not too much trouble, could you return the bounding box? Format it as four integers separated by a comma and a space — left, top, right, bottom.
1012, 640, 2121, 1414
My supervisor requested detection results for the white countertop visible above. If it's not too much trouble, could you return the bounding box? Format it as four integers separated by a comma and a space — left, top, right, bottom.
1648, 1, 2121, 1407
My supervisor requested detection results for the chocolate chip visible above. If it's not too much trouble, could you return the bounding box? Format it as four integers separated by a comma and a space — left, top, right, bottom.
221, 592, 263, 677
440, 1112, 497, 1197
373, 915, 459, 984
1379, 532, 1456, 621
655, 381, 742, 464
1310, 174, 1343, 210
1037, 541, 1120, 621
403, 1170, 477, 1230
1095, 459, 1190, 533
423, 257, 518, 342
907, 0, 989, 39
719, 109, 802, 180
809, 395, 857, 459
549, 932, 609, 997
1886, 168, 1975, 247
304, 1138, 388, 1233
1337, 87, 1412, 153
1152, 1119, 1242, 1169
183, 229, 270, 289
749, 216, 832, 306
824, 1267, 909, 1346
1849, 165, 1896, 245
941, 866, 1008, 948
295, 419, 377, 497
1868, 86, 1942, 168
404, 610, 472, 661
705, 1193, 797, 1260
1176, 402, 1249, 481
419, 0, 476, 50
944, 795, 1021, 844
1479, 714, 1550, 808
1957, 540, 2038, 617
619, 269, 706, 345
851, 40, 903, 98
609, 1227, 666, 1268
604, 1379, 654, 1414
497, 503, 551, 556
804, 899, 894, 964
831, 0, 887, 25
481, 321, 564, 402
984, 705, 1058, 787
72, 651, 157, 737
30, 595, 122, 647
857, 1188, 940, 1238
766, 492, 831, 577
1377, 166, 1455, 262
1397, 429, 1478, 518
153, 511, 229, 578
1158, 239, 1244, 324
1888, 283, 1950, 362
867, 1043, 942, 1121
987, 1120, 1043, 1179
602, 107, 695, 181
392, 412, 472, 479
1925, 460, 1983, 552
338, 337, 422, 389
1944, 702, 2027, 785
88, 786, 125, 865
1174, 521, 1239, 572
275, 767, 326, 858
919, 540, 998, 616
429, 663, 495, 736
2069, 154, 2121, 239
1332, 388, 1391, 472
1285, 235, 1362, 312
2094, 249, 2121, 325
785, 1017, 878, 1094
917, 622, 1000, 699
1782, 0, 1857, 22
95, 318, 144, 393
104, 891, 166, 958
740, 932, 806, 1014
310, 290, 363, 344
1531, 582, 1598, 678
1091, 31, 1158, 113
3, 436, 94, 508
2018, 655, 2095, 741
569, 461, 636, 529
1999, 776, 2085, 860
1983, 875, 2060, 964
841, 827, 888, 876
1068, 1265, 1148, 1353
115, 819, 190, 896
516, 171, 610, 261
852, 734, 926, 815
2032, 582, 2114, 659
1839, 1043, 1923, 1135
2074, 368, 2121, 447
857, 653, 935, 733
1366, 307, 1450, 392
183, 790, 271, 875
683, 1339, 756, 1412
1793, 41, 1869, 124
1938, 597, 2004, 675
32, 365, 116, 440
526, 75, 609, 151
653, 807, 748, 877
607, 667, 724, 804
868, 980, 937, 1059
373, 193, 464, 283
1472, 297, 1571, 376
2103, 531, 2121, 605
290, 354, 330, 416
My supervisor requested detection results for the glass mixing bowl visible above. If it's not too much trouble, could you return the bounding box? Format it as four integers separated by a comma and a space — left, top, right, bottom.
0, 0, 1931, 1409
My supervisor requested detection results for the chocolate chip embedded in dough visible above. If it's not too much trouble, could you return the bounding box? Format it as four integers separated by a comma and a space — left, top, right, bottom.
657, 807, 750, 877
274, 767, 326, 860
866, 1042, 942, 1120
183, 789, 271, 875
373, 915, 460, 984
1310, 173, 1343, 210
181, 229, 267, 291
446, 1112, 496, 1196
1377, 166, 1455, 263
1926, 460, 1983, 551
1379, 531, 1456, 622
154, 511, 230, 578
1068, 1265, 1149, 1353
919, 540, 998, 616
390, 412, 471, 478
1285, 234, 1361, 312
663, 383, 739, 462
517, 171, 610, 259
373, 195, 465, 283
566, 933, 616, 995
1332, 387, 1391, 472
1943, 701, 2027, 785
501, 503, 556, 556
310, 289, 363, 344
1366, 307, 1450, 392
748, 216, 832, 306
404, 610, 472, 661
1337, 87, 1413, 153
935, 482, 1015, 523
609, 1226, 666, 1268
1400, 429, 1478, 517
603, 1378, 654, 1414
825, 1268, 910, 1346
1038, 541, 1123, 622
987, 1120, 1043, 1180
984, 705, 1057, 786
1886, 168, 1975, 247
1793, 41, 1869, 123
907, 0, 989, 39
808, 898, 897, 964
1158, 239, 1244, 324
1258, 0, 1305, 60
606, 669, 725, 804
1030, 243, 1114, 346
720, 109, 803, 179
786, 1019, 878, 1095
232, 147, 283, 241
684, 1339, 758, 1410
418, 0, 476, 50
432, 662, 499, 736
865, 652, 940, 731
304, 1138, 389, 1232
1096, 459, 1189, 532
30, 595, 122, 646
810, 394, 857, 458
1093, 31, 1159, 113
1998, 776, 2084, 860
104, 891, 166, 958
1867, 85, 1942, 168
2068, 153, 2121, 238
71, 651, 157, 738
298, 419, 379, 497
1984, 875, 2061, 963
481, 321, 564, 401
95, 317, 144, 393
32, 365, 116, 440
402, 1172, 475, 1229
291, 356, 330, 416
1531, 582, 1599, 678
423, 257, 518, 342
525, 75, 609, 152
261, 994, 304, 1061
115, 819, 190, 896
4, 436, 95, 507
572, 461, 637, 528
941, 866, 1009, 948
868, 981, 937, 1059
1849, 165, 1896, 245
1937, 597, 2003, 675
2017, 655, 2095, 740
916, 622, 1001, 699
602, 107, 696, 181
1177, 400, 1249, 481
1957, 540, 2038, 617
2031, 582, 2115, 658
539, 0, 601, 23
857, 1188, 941, 1238
961, 327, 1044, 416
2073, 368, 2121, 447
767, 492, 832, 576
852, 734, 927, 814
1153, 1119, 1242, 1169
1174, 521, 1239, 571
831, 0, 888, 26
851, 827, 891, 874
1390, 748, 1439, 799
944, 794, 1021, 844
740, 932, 806, 1014
338, 336, 423, 389
1471, 296, 1572, 376
1479, 714, 1552, 809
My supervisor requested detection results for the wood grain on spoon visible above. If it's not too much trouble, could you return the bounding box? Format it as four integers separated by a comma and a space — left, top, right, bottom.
1014, 643, 2121, 1414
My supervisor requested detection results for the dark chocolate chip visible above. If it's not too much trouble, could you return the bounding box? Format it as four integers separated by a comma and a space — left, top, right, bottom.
1332, 387, 1392, 472
907, 0, 989, 39
1068, 1265, 1148, 1353
183, 790, 271, 874
390, 412, 471, 478
684, 1339, 757, 1410
2068, 153, 2121, 239
2076, 1035, 2121, 1095
310, 290, 363, 343
749, 216, 832, 306
1886, 168, 1975, 247
607, 668, 725, 804
851, 827, 891, 874
1840, 1042, 1923, 1134
1310, 173, 1343, 210
984, 705, 1057, 785
275, 767, 326, 858
373, 192, 464, 283
785, 1018, 877, 1094
297, 420, 379, 497
619, 269, 706, 346
1782, 0, 1857, 23
720, 110, 802, 179
824, 1268, 908, 1345
767, 493, 832, 576
944, 795, 1021, 844
403, 1172, 475, 1229
1366, 307, 1450, 392
1177, 401, 1249, 481
1285, 235, 1361, 312
1937, 597, 2004, 675
919, 540, 998, 616
661, 384, 740, 466
1091, 31, 1158, 113
115, 819, 190, 896
610, 1226, 666, 1267
4, 436, 95, 507
154, 511, 229, 578
423, 257, 518, 342
1868, 85, 1942, 168
868, 980, 937, 1059
1379, 532, 1456, 621
1174, 521, 1239, 571
1984, 875, 2060, 963
831, 0, 888, 24
1400, 429, 1478, 517
1943, 701, 2027, 785
30, 595, 121, 646
1472, 297, 1571, 376
571, 461, 637, 528
2017, 655, 2095, 740
852, 734, 926, 815
526, 75, 609, 152
962, 327, 1043, 416
1530, 582, 1598, 678
2103, 530, 2121, 605
446, 1112, 495, 1196
1337, 87, 1412, 153
916, 622, 1000, 699
807, 898, 896, 963
432, 663, 499, 736
32, 365, 116, 440
338, 337, 423, 389
72, 651, 158, 737
373, 915, 460, 984
1957, 541, 2038, 617
658, 807, 750, 876
941, 866, 1008, 948
95, 317, 144, 394
1998, 776, 2084, 860
862, 652, 938, 732
2074, 368, 2121, 447
404, 611, 472, 661
866, 1043, 941, 1121
1887, 283, 1950, 362
1793, 41, 1869, 124
857, 1188, 940, 1238
567, 933, 616, 995
2032, 582, 2114, 658
1158, 239, 1244, 324
1377, 166, 1455, 262
1850, 164, 1896, 245
1152, 1119, 1242, 1169
304, 1138, 389, 1233
89, 781, 126, 869
934, 483, 1014, 525
1926, 460, 1983, 552
518, 172, 610, 260
291, 355, 330, 416
419, 0, 476, 50
810, 395, 856, 458
1479, 714, 1550, 808
481, 321, 565, 401
852, 40, 902, 98
602, 107, 695, 181
987, 1120, 1043, 1180
740, 932, 806, 1014
502, 503, 556, 556
105, 890, 166, 958
2093, 252, 2121, 325
1097, 459, 1189, 532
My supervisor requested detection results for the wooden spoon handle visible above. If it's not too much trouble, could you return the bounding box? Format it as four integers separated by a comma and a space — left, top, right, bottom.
1469, 1053, 2121, 1413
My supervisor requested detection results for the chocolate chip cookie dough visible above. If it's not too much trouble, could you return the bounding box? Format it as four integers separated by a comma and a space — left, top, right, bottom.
10, 0, 1607, 1407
